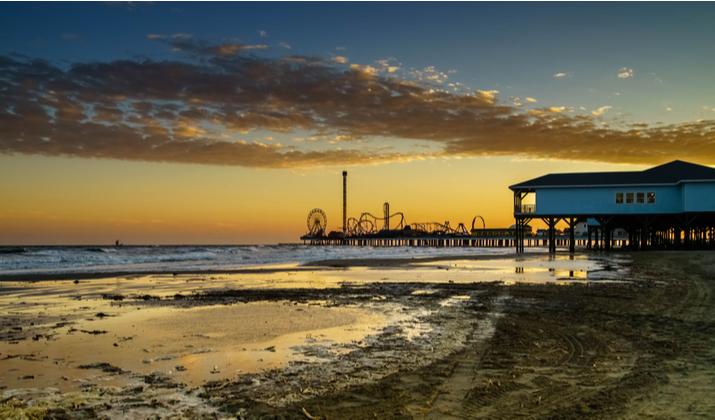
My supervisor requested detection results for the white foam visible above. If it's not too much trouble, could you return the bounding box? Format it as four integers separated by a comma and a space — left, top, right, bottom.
0, 245, 512, 276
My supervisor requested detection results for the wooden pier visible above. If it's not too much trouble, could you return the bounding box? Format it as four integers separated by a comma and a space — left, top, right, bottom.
302, 235, 608, 249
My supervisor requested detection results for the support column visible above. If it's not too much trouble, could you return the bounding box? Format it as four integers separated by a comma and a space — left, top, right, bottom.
342, 171, 347, 233
547, 217, 556, 254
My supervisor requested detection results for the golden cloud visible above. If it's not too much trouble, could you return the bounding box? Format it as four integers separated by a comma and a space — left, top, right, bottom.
1, 44, 714, 169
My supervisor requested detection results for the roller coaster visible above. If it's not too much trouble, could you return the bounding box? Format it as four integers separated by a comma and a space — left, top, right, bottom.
408, 221, 469, 235
303, 201, 486, 239
346, 202, 405, 235
299, 172, 526, 244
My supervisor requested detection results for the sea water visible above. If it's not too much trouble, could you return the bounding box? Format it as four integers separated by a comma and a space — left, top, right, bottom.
0, 244, 513, 276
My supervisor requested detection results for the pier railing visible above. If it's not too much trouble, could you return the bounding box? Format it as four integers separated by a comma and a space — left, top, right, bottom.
515, 204, 536, 214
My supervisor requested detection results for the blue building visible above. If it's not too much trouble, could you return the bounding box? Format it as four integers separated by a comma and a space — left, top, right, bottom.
510, 160, 715, 253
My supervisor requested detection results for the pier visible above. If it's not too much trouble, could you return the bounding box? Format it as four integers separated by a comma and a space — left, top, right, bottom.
511, 161, 715, 253
302, 234, 597, 249
302, 161, 715, 253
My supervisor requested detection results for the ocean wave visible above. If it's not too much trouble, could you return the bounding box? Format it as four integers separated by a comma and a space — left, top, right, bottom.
84, 247, 117, 253
0, 245, 511, 276
0, 247, 28, 254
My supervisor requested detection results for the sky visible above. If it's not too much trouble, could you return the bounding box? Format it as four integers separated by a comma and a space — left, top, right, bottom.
1, 2, 715, 244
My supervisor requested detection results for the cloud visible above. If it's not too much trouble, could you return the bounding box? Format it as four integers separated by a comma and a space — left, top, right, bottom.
375, 58, 400, 74
148, 33, 268, 57
553, 72, 568, 79
258, 30, 268, 38
476, 90, 499, 104
591, 105, 612, 116
411, 66, 450, 84
1, 42, 715, 169
617, 67, 634, 79
332, 55, 348, 64
525, 97, 538, 103
350, 63, 377, 76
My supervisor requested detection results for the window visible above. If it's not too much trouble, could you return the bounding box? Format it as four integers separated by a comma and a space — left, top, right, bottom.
637, 192, 645, 204
615, 192, 624, 204
647, 192, 656, 204
626, 192, 634, 204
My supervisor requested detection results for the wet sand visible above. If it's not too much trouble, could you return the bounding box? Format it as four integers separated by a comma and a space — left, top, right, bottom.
1, 302, 383, 390
2, 252, 715, 418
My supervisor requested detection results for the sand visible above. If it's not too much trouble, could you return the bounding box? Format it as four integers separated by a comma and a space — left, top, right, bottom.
2, 252, 715, 418
0, 301, 383, 391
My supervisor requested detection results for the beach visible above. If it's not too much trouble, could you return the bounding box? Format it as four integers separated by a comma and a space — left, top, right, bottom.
4, 1, 715, 418
1, 249, 714, 418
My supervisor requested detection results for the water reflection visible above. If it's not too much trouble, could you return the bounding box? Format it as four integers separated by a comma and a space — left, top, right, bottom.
412, 254, 627, 284
514, 266, 583, 280
0, 253, 630, 391
0, 301, 388, 391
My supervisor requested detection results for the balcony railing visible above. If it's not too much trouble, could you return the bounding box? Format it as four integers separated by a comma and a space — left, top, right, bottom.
515, 204, 536, 214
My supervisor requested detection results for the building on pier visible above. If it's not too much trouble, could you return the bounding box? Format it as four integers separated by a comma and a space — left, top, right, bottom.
511, 160, 715, 253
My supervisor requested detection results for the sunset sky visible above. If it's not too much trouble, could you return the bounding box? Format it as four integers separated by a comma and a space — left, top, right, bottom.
2, 2, 715, 244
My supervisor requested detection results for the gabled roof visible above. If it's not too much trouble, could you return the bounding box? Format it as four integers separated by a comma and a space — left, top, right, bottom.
510, 160, 715, 190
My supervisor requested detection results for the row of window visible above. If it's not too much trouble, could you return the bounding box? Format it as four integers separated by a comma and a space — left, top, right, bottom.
615, 192, 656, 204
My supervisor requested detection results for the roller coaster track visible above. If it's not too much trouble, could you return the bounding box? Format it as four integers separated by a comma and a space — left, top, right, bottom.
308, 203, 482, 238
410, 221, 470, 236
472, 216, 486, 231
347, 211, 406, 235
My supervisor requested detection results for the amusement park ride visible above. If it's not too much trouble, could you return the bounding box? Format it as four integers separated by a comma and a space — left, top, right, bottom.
301, 171, 495, 241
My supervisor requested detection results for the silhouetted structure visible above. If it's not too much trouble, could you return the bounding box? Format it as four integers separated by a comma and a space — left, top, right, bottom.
342, 171, 347, 233
302, 171, 576, 248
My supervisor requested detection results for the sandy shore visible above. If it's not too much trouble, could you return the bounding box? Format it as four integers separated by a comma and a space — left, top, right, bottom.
0, 265, 324, 282
2, 251, 715, 418
1, 301, 383, 391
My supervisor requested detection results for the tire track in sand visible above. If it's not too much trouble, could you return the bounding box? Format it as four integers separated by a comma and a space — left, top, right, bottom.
421, 294, 509, 419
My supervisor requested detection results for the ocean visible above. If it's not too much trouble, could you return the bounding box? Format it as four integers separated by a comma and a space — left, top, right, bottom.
0, 245, 511, 276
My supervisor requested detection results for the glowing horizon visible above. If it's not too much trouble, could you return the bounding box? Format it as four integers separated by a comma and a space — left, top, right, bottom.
0, 155, 651, 244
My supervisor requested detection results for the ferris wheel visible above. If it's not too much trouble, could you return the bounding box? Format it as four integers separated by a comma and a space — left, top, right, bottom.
306, 208, 327, 236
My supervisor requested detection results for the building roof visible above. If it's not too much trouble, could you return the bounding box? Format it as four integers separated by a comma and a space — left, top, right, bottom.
510, 160, 715, 190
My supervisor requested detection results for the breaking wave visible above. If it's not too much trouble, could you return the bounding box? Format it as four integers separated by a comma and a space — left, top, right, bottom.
0, 244, 510, 277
